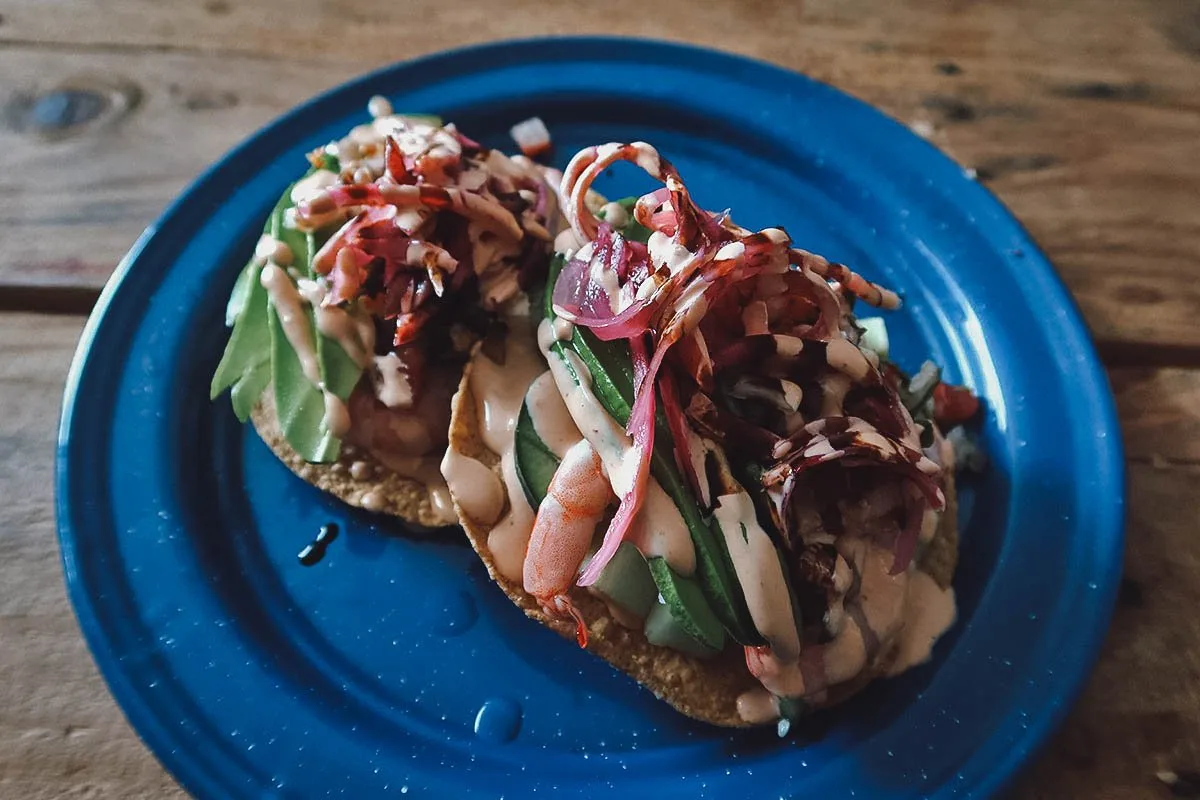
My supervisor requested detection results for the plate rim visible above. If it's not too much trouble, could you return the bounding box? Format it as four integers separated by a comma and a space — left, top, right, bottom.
56, 34, 1125, 800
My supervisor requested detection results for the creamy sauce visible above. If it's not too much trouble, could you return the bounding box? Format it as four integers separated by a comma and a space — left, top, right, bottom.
256, 235, 293, 266
290, 169, 338, 206
647, 231, 696, 276
322, 389, 351, 437
554, 228, 582, 259
260, 264, 320, 385
626, 481, 698, 574
736, 688, 780, 725
780, 379, 803, 411
441, 312, 551, 581
886, 571, 957, 676
441, 448, 506, 525
368, 447, 456, 524
742, 300, 770, 336
373, 353, 414, 408
715, 492, 801, 661
538, 319, 696, 576
297, 279, 376, 368
825, 553, 854, 636
485, 449, 536, 582
469, 317, 546, 453
774, 334, 804, 358
485, 367, 582, 583
552, 317, 574, 342
714, 240, 746, 263
819, 373, 852, 417
849, 541, 909, 645
599, 201, 629, 229
918, 508, 941, 543
525, 371, 582, 457
825, 337, 872, 382
747, 537, 945, 706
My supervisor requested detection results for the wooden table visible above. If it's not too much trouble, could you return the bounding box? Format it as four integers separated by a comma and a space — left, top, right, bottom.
2, 1, 1198, 797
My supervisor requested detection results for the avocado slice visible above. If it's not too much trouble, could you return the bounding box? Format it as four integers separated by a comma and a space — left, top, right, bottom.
211, 162, 367, 463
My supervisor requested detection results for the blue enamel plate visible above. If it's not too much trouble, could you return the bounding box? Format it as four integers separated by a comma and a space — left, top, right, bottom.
58, 37, 1124, 799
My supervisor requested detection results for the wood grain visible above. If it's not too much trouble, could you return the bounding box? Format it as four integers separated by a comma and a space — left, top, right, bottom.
0, 313, 184, 800
2, 0, 1199, 352
2, 307, 1198, 797
1015, 462, 1200, 799
1114, 368, 1200, 464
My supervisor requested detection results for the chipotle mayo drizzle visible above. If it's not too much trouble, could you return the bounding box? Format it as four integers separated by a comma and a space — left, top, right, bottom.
714, 492, 801, 662
297, 279, 376, 368
491, 370, 584, 583
365, 447, 455, 524
439, 312, 551, 580
736, 537, 956, 722
525, 371, 583, 457
261, 264, 320, 384
886, 571, 956, 676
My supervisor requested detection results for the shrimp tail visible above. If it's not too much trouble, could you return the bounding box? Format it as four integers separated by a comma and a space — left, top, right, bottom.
548, 594, 589, 648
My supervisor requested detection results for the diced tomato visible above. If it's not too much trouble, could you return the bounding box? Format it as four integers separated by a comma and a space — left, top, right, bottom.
932, 383, 979, 427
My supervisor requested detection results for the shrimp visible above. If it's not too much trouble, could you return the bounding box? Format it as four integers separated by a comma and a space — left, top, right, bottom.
522, 439, 614, 648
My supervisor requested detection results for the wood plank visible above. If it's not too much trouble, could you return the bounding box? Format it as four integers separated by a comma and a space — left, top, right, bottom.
1113, 368, 1200, 464
1, 0, 1198, 351
1, 323, 1197, 796
1014, 462, 1200, 799
0, 313, 184, 799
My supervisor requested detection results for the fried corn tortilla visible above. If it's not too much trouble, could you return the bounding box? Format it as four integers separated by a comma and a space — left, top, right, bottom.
446, 361, 960, 727
250, 390, 452, 529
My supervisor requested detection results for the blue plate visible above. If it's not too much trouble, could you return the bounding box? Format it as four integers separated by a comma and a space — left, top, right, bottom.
58, 37, 1123, 799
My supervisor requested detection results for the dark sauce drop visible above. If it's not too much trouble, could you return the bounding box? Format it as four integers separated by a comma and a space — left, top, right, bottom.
298, 523, 339, 566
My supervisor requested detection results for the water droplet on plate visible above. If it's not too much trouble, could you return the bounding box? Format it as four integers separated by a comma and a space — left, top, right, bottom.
473, 698, 522, 743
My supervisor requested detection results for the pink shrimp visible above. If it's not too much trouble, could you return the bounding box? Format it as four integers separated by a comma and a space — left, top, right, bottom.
522, 439, 614, 648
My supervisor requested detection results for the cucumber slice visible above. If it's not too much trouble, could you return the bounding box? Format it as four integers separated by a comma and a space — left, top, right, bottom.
644, 601, 720, 660
857, 316, 889, 361
646, 557, 726, 652
514, 400, 560, 508
592, 542, 658, 621
542, 253, 762, 645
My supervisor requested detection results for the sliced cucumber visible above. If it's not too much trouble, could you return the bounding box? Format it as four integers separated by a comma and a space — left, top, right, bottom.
643, 594, 721, 659
513, 399, 560, 508
646, 557, 726, 652
592, 542, 658, 622
542, 252, 762, 645
857, 316, 889, 361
